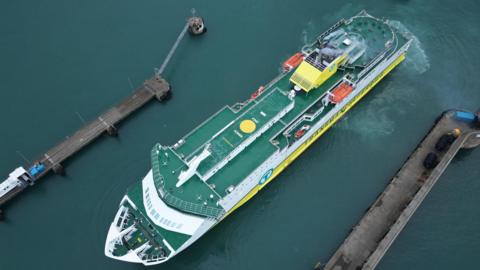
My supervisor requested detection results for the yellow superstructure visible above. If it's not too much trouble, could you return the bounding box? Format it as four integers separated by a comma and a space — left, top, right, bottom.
290, 53, 347, 92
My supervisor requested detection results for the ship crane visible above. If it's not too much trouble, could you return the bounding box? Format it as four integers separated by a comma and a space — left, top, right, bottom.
155, 9, 206, 78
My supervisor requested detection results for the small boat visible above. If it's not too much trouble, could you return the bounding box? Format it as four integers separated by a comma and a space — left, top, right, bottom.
330, 82, 353, 104
295, 125, 311, 139
250, 86, 265, 99
283, 53, 304, 71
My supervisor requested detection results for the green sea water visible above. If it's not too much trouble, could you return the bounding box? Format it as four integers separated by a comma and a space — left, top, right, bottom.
1, 1, 479, 269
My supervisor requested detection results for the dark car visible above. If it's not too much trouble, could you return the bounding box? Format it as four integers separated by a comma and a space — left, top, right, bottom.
423, 152, 439, 169
435, 134, 456, 152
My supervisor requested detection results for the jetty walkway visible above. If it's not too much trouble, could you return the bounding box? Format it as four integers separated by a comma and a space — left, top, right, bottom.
0, 77, 170, 208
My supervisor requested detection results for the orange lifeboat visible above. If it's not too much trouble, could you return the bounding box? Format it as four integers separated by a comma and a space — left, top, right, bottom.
250, 86, 265, 100
330, 83, 353, 104
294, 125, 310, 139
283, 53, 304, 71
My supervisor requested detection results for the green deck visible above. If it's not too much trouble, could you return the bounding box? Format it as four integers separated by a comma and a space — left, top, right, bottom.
147, 70, 343, 216
196, 88, 293, 176
113, 13, 411, 257
175, 107, 237, 158
152, 147, 224, 217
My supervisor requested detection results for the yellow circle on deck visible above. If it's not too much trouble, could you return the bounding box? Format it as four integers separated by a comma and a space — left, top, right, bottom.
240, 119, 256, 134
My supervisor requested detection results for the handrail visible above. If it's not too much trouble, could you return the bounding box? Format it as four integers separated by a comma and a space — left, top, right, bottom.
150, 148, 224, 218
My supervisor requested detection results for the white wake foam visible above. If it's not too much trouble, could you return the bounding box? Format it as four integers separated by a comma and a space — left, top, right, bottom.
388, 20, 430, 74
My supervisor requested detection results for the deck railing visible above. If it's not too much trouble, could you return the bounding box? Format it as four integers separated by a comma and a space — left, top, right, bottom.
150, 147, 224, 218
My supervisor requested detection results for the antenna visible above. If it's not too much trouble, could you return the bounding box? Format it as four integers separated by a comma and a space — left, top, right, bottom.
16, 150, 31, 164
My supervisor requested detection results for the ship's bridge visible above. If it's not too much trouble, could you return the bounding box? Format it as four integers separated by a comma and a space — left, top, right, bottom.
290, 52, 346, 92
290, 14, 395, 92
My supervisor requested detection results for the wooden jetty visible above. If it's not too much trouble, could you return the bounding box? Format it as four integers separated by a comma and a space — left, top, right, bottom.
35, 77, 170, 177
0, 77, 170, 207
0, 14, 208, 211
319, 110, 480, 270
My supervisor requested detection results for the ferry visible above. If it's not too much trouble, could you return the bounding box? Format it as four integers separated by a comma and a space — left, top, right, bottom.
104, 11, 412, 265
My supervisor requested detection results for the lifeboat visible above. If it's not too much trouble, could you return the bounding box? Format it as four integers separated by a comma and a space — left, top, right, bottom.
330, 82, 353, 104
250, 86, 265, 100
294, 125, 310, 139
283, 53, 304, 71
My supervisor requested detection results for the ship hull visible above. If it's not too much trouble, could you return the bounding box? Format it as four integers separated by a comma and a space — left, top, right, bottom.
105, 12, 412, 265
131, 47, 408, 265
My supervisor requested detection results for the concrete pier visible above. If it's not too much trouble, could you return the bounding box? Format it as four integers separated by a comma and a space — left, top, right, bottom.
321, 110, 480, 270
0, 77, 170, 207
